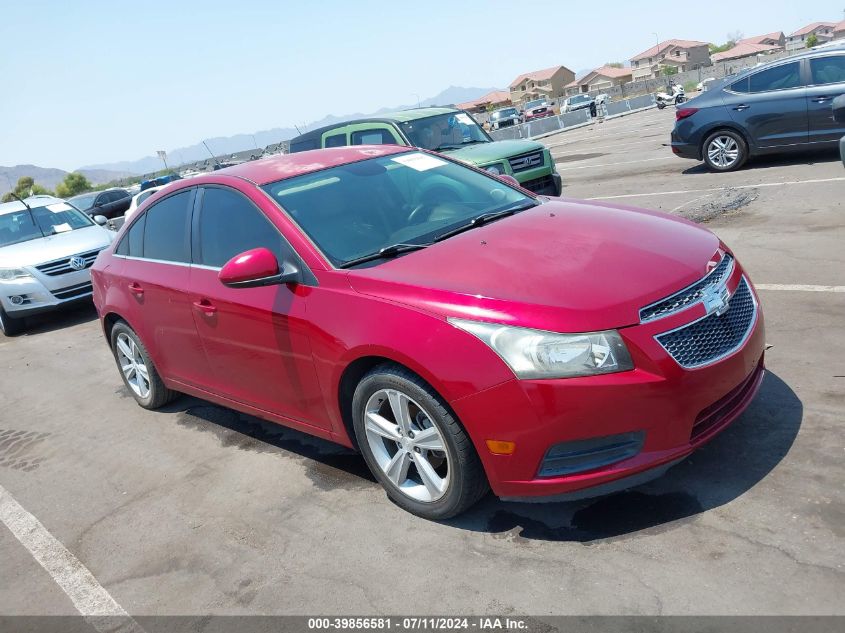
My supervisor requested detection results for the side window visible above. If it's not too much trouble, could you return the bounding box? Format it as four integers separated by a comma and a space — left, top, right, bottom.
142, 191, 192, 262
127, 214, 146, 257
325, 133, 347, 148
748, 62, 801, 93
197, 187, 289, 268
730, 77, 750, 93
810, 56, 845, 86
351, 129, 396, 145
289, 137, 319, 153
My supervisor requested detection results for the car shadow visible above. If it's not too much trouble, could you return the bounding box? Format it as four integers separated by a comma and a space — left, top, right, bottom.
444, 370, 801, 542
146, 370, 798, 540
8, 302, 100, 338
681, 148, 841, 175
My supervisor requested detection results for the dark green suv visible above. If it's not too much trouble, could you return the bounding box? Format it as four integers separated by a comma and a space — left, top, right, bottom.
288, 107, 562, 195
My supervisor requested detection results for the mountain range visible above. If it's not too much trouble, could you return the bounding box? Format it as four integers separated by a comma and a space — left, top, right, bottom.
75, 85, 498, 176
0, 164, 138, 191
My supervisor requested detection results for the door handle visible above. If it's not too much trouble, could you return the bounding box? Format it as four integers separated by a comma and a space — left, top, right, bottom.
733, 104, 750, 111
811, 96, 831, 103
128, 282, 144, 295
193, 299, 217, 315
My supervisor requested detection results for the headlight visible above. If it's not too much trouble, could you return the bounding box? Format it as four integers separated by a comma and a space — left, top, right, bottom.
449, 318, 634, 379
0, 268, 33, 281
485, 165, 502, 175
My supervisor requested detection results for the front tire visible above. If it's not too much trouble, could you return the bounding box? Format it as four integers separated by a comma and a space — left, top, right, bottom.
0, 306, 25, 336
352, 364, 488, 520
702, 130, 748, 172
110, 321, 177, 409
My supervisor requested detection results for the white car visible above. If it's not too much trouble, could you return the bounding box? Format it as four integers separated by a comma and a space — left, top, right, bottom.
124, 184, 168, 220
0, 195, 115, 335
697, 77, 717, 92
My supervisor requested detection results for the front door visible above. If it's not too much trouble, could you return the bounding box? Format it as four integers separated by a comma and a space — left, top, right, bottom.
188, 185, 326, 427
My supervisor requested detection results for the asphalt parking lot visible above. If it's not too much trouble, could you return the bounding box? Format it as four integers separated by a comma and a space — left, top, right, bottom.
1, 107, 843, 620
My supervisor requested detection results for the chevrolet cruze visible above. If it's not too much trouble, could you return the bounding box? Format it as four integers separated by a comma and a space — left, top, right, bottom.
92, 146, 765, 519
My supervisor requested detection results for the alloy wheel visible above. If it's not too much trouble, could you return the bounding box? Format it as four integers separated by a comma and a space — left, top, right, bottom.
707, 135, 740, 169
363, 388, 450, 502
116, 332, 151, 399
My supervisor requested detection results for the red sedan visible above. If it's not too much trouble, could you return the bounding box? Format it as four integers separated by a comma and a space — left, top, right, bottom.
91, 146, 765, 519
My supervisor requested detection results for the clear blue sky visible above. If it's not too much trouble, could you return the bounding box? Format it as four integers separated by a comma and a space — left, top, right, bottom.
1, 1, 842, 170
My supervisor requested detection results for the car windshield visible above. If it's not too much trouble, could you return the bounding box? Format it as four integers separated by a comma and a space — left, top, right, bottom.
525, 99, 546, 109
70, 192, 97, 210
262, 151, 537, 267
570, 95, 591, 104
0, 202, 95, 247
492, 108, 518, 119
398, 112, 489, 151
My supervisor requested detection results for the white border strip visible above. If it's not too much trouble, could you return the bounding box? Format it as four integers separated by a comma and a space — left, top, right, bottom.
587, 177, 845, 200
0, 483, 145, 632
755, 284, 845, 293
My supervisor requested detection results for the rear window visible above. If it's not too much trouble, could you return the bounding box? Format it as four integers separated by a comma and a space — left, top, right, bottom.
810, 55, 845, 85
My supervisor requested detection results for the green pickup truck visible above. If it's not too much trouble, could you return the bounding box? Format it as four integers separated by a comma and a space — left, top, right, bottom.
287, 107, 562, 196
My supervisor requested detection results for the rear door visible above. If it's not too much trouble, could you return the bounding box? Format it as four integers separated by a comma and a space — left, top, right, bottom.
806, 53, 845, 145
116, 188, 208, 386
724, 60, 808, 150
187, 185, 326, 427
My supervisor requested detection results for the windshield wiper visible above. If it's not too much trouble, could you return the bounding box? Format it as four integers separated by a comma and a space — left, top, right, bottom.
431, 144, 463, 152
460, 139, 488, 146
339, 243, 431, 269
434, 201, 537, 242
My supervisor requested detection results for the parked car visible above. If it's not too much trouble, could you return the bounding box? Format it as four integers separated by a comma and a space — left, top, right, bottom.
124, 185, 169, 220
594, 93, 611, 105
92, 147, 765, 519
68, 188, 132, 219
835, 94, 845, 166
563, 94, 595, 113
287, 107, 562, 195
671, 45, 845, 171
522, 98, 555, 121
489, 107, 521, 129
696, 77, 717, 92
0, 195, 115, 335
140, 173, 182, 192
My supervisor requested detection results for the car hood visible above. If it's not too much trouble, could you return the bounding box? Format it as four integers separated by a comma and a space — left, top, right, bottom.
347, 199, 721, 332
0, 225, 114, 268
442, 139, 545, 166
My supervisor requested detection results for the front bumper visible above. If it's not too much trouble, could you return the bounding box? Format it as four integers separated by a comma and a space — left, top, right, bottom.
0, 270, 94, 317
450, 273, 766, 500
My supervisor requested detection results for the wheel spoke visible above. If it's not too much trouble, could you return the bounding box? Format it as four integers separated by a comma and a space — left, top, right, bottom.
387, 390, 412, 435
414, 453, 445, 498
411, 426, 444, 452
365, 412, 401, 441
121, 361, 135, 379
385, 450, 411, 486
116, 337, 133, 360
135, 363, 149, 383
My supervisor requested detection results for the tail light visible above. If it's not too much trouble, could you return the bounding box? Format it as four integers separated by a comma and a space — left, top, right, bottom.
676, 108, 699, 121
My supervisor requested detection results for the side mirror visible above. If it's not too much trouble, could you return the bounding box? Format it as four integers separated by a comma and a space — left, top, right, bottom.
93, 215, 108, 226
218, 247, 300, 288
833, 94, 845, 124
497, 174, 520, 187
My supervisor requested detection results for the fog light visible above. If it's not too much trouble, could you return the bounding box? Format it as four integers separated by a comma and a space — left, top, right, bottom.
486, 440, 516, 455
538, 432, 645, 477
9, 295, 24, 306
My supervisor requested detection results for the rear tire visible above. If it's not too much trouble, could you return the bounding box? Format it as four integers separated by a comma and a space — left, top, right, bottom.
0, 306, 25, 336
702, 129, 748, 172
657, 101, 666, 110
110, 321, 177, 409
352, 364, 488, 520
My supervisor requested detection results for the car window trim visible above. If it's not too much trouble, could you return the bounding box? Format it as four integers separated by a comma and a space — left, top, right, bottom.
806, 53, 845, 87
116, 186, 196, 264
193, 183, 317, 285
725, 60, 805, 95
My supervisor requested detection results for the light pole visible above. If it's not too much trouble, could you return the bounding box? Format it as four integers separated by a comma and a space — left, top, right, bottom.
412, 93, 421, 108
653, 32, 659, 52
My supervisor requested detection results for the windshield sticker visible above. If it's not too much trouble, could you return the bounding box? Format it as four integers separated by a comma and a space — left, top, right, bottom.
392, 153, 447, 172
46, 203, 73, 213
52, 223, 72, 233
455, 113, 474, 125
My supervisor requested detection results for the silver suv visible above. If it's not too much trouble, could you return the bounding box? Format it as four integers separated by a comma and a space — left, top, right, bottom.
0, 195, 115, 335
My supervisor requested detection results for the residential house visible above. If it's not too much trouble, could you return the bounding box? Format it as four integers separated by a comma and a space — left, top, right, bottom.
630, 39, 711, 81
711, 42, 782, 63
737, 31, 785, 48
564, 65, 633, 95
456, 90, 512, 114
508, 65, 576, 104
834, 21, 845, 40
785, 22, 837, 51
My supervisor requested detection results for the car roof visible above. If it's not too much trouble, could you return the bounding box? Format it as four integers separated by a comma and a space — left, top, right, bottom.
0, 195, 68, 216
206, 145, 412, 186
730, 43, 845, 81
288, 107, 460, 145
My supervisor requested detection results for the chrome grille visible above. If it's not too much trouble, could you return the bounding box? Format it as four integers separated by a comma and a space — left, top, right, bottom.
507, 151, 544, 173
35, 248, 103, 277
656, 277, 756, 369
52, 282, 93, 300
640, 254, 734, 322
